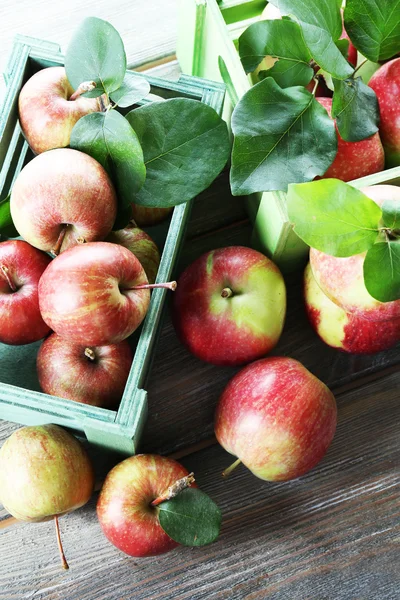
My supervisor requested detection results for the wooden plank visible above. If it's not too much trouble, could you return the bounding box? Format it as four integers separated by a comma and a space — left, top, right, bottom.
0, 371, 398, 599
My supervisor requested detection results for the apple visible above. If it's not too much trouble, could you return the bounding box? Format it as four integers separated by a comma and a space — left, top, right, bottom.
11, 148, 117, 255
310, 185, 400, 322
0, 240, 51, 345
131, 203, 173, 228
215, 357, 337, 481
37, 333, 133, 408
39, 241, 176, 346
304, 263, 400, 354
316, 97, 385, 181
172, 246, 286, 366
97, 454, 194, 557
18, 67, 102, 154
107, 221, 161, 284
369, 58, 400, 167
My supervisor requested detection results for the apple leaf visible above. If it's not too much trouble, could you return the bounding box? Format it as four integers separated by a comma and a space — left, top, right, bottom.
258, 60, 314, 88
126, 98, 230, 208
382, 198, 400, 231
364, 241, 400, 302
344, 0, 400, 63
65, 17, 126, 97
158, 488, 221, 547
230, 77, 337, 195
0, 195, 18, 238
70, 110, 145, 223
287, 179, 382, 256
238, 19, 313, 76
332, 77, 380, 142
110, 73, 151, 108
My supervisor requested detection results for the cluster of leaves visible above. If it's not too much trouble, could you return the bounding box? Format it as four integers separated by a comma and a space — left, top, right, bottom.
287, 179, 400, 302
230, 0, 400, 195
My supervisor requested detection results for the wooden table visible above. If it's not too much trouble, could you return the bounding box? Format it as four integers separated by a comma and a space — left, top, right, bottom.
0, 3, 399, 598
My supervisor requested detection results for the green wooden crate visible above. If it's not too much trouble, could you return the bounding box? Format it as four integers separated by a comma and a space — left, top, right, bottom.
0, 34, 226, 454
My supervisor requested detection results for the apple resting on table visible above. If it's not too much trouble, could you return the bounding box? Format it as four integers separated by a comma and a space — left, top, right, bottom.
172, 246, 286, 366
304, 263, 400, 354
37, 334, 133, 408
215, 357, 337, 481
10, 148, 117, 255
19, 66, 101, 154
0, 240, 51, 345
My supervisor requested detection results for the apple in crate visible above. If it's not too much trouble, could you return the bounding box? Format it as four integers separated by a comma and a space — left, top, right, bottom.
19, 67, 102, 154
131, 203, 173, 228
304, 264, 400, 354
172, 246, 286, 366
0, 240, 51, 345
11, 148, 117, 254
107, 222, 160, 284
215, 357, 337, 481
37, 334, 133, 408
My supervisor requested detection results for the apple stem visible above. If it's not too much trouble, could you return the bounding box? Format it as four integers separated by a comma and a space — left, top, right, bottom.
126, 219, 139, 229
151, 473, 195, 507
54, 516, 69, 570
69, 81, 97, 101
222, 458, 242, 478
84, 348, 96, 361
352, 58, 368, 77
129, 281, 177, 292
311, 78, 319, 96
52, 226, 67, 256
221, 287, 233, 298
0, 265, 17, 292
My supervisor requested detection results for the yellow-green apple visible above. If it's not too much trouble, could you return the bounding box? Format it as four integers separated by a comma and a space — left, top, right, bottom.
215, 357, 337, 481
304, 263, 400, 354
316, 98, 385, 181
107, 222, 160, 284
172, 246, 286, 366
18, 67, 101, 154
131, 204, 173, 227
39, 242, 176, 346
310, 185, 400, 322
0, 240, 51, 345
11, 148, 117, 255
97, 454, 194, 557
37, 334, 133, 408
369, 58, 400, 167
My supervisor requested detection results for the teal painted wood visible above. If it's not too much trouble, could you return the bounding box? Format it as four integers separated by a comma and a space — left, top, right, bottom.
0, 34, 226, 454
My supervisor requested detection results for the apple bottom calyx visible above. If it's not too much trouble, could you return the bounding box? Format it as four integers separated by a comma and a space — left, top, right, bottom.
151, 473, 195, 507
0, 265, 17, 292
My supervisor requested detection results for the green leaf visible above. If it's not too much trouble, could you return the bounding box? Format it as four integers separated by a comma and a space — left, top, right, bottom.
382, 198, 400, 231
364, 241, 400, 302
230, 77, 337, 195
126, 98, 230, 208
332, 77, 379, 142
110, 73, 150, 108
287, 179, 382, 256
70, 110, 145, 222
0, 195, 18, 237
238, 19, 312, 75
344, 0, 400, 62
158, 488, 221, 547
258, 60, 314, 88
65, 17, 126, 97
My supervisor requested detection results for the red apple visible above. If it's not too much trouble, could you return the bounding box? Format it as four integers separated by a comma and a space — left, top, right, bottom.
18, 67, 102, 154
310, 185, 400, 322
0, 240, 51, 345
97, 454, 194, 557
215, 357, 337, 481
37, 333, 133, 408
304, 263, 400, 354
172, 246, 286, 366
131, 204, 173, 228
107, 222, 160, 284
317, 97, 385, 181
11, 148, 117, 254
38, 242, 151, 346
369, 58, 400, 167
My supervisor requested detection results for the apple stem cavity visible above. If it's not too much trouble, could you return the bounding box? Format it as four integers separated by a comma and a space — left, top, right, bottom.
150, 472, 195, 507
221, 287, 233, 299
84, 347, 96, 362
54, 515, 69, 570
0, 265, 17, 292
130, 281, 177, 292
222, 458, 242, 478
52, 226, 67, 256
69, 81, 97, 101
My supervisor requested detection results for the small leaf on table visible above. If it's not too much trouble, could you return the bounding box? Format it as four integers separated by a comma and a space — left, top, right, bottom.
364, 241, 400, 302
65, 17, 127, 97
287, 179, 382, 256
110, 73, 151, 108
126, 98, 230, 208
230, 77, 337, 195
0, 195, 18, 237
332, 77, 379, 142
158, 488, 222, 547
382, 198, 400, 231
